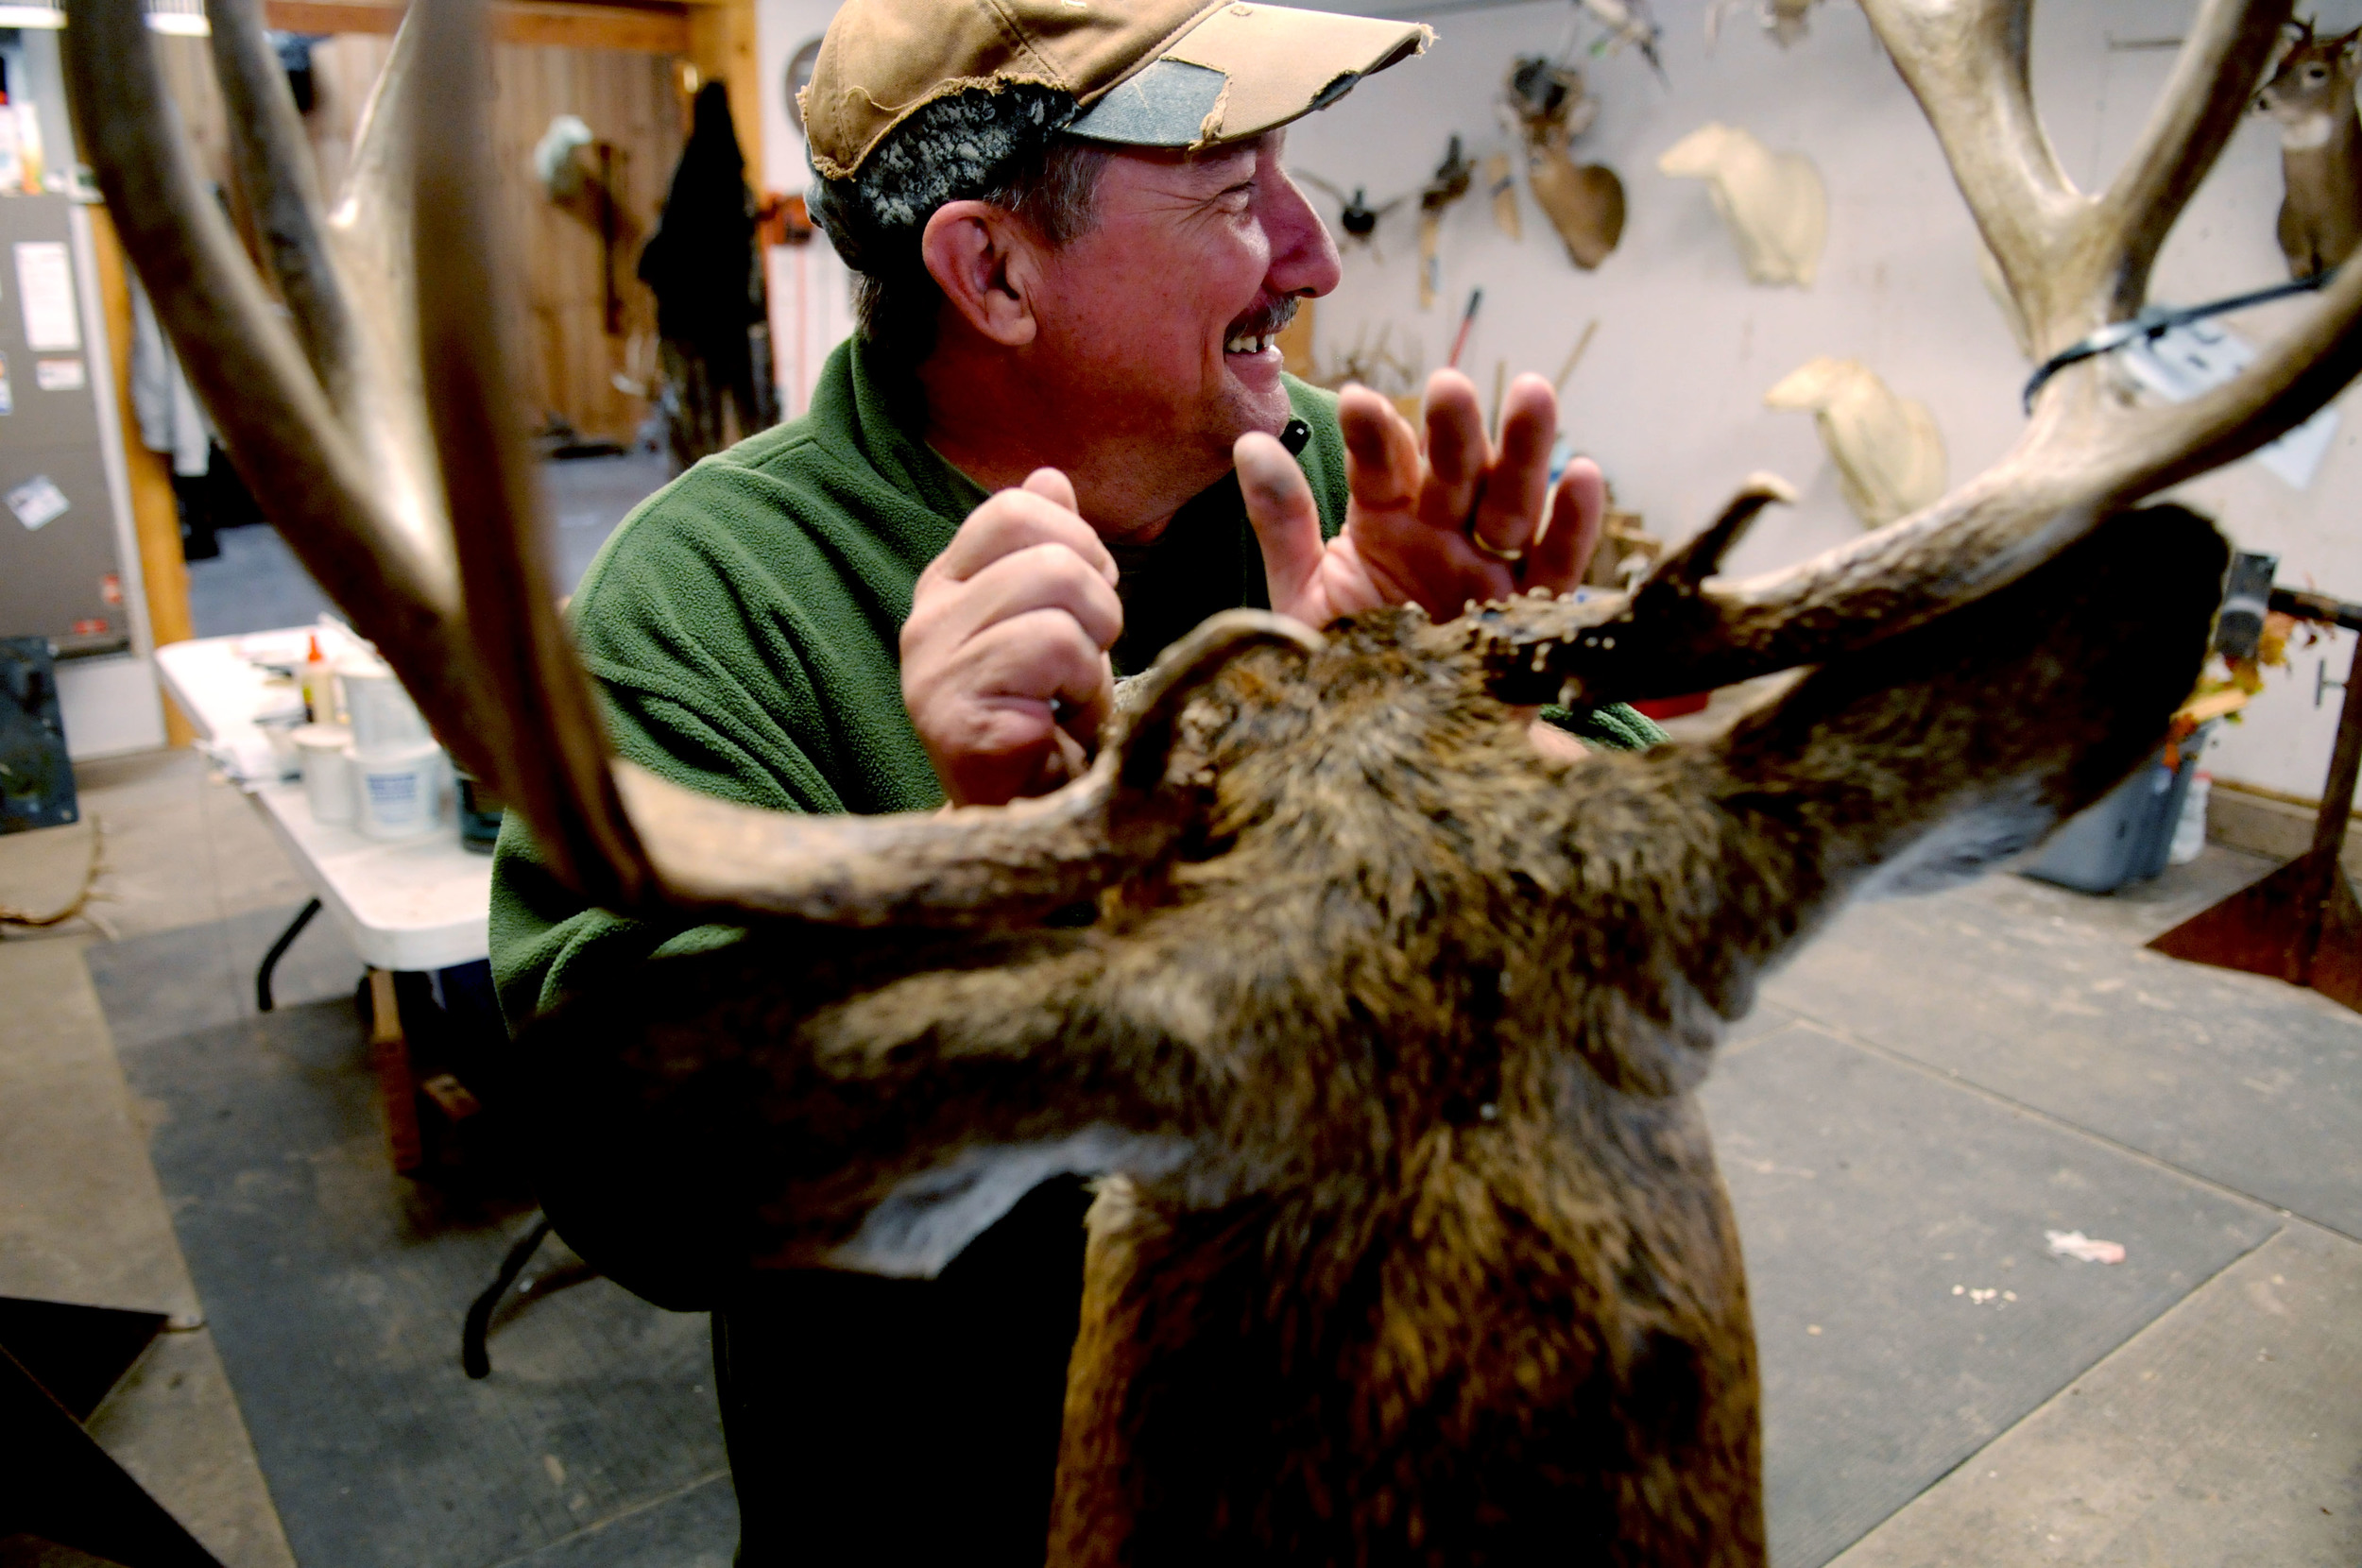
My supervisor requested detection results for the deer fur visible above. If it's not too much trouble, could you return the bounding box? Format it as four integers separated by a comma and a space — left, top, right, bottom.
528, 502, 2227, 1565
2254, 17, 2362, 279
1764, 356, 1949, 527
1656, 123, 1827, 287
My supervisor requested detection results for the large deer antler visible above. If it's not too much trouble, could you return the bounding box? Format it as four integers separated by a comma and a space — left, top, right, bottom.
1483, 0, 2358, 705
62, 0, 1318, 927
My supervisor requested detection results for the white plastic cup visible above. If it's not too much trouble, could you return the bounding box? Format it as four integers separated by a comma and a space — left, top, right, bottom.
340, 657, 430, 754
354, 740, 444, 841
258, 712, 306, 781
293, 723, 356, 825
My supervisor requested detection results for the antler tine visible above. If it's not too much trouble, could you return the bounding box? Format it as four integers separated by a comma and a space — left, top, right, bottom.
59, 0, 456, 661
206, 0, 363, 407
408, 0, 655, 908
1857, 0, 2078, 348
615, 613, 1325, 926
2095, 0, 2291, 319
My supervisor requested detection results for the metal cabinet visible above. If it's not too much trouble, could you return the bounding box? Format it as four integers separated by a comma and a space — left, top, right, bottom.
0, 195, 137, 660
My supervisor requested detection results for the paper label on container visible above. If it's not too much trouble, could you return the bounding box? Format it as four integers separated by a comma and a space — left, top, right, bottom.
12, 242, 77, 352
34, 357, 82, 392
8, 472, 68, 530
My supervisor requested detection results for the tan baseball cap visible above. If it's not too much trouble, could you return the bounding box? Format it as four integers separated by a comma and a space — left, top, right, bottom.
801, 0, 1431, 180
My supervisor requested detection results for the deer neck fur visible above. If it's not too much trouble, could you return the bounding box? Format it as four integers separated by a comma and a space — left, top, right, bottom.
1043, 614, 1786, 1564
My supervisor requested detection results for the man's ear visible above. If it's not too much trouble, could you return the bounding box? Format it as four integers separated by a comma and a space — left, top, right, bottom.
922, 199, 1040, 348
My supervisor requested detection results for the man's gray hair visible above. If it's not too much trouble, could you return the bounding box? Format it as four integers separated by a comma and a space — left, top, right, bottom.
809, 85, 1109, 369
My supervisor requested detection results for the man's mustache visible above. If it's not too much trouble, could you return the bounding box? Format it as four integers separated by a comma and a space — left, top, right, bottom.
1224, 296, 1299, 341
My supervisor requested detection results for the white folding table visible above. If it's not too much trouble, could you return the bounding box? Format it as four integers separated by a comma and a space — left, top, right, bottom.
157, 630, 491, 1170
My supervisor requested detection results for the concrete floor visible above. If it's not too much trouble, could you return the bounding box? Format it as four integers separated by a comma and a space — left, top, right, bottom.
3, 735, 2359, 1562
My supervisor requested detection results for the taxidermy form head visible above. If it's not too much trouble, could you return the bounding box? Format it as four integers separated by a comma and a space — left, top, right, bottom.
1764, 356, 1947, 529
1656, 122, 1827, 287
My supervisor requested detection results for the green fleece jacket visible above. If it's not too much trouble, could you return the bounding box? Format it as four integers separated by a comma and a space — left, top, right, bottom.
490, 337, 1661, 1026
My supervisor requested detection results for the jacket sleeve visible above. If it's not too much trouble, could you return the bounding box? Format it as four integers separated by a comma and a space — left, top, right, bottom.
488, 518, 849, 1032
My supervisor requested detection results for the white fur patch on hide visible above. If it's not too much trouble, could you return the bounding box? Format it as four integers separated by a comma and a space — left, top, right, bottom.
1856, 779, 2055, 901
820, 1129, 1191, 1279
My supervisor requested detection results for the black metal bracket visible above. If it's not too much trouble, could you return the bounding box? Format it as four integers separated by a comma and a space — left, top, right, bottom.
462, 1213, 556, 1380
2022, 267, 2338, 412
255, 896, 321, 1014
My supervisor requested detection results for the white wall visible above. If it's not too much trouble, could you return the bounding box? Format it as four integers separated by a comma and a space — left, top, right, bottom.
757, 0, 859, 418
753, 0, 2362, 804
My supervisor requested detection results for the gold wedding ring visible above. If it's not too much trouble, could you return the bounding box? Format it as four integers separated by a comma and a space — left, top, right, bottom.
1470, 529, 1525, 564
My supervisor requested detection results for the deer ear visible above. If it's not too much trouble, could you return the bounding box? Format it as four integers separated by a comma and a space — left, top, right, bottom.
1708, 503, 2226, 928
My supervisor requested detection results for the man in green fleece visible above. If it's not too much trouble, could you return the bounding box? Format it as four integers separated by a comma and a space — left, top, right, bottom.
490, 0, 1661, 1559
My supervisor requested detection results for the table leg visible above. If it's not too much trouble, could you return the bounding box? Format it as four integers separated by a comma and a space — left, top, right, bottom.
366, 967, 422, 1174
254, 896, 321, 1014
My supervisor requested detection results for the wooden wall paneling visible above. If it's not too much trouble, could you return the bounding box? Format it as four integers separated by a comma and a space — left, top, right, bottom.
135, 30, 679, 446
264, 0, 692, 54
487, 41, 680, 440
87, 208, 197, 746
302, 31, 395, 201
685, 0, 760, 179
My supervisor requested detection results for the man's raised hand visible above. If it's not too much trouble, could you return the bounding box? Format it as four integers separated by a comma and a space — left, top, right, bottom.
1237, 369, 1606, 628
900, 468, 1121, 808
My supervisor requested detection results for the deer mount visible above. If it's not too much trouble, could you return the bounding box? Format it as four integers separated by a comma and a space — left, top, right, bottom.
1506, 58, 1628, 270
1657, 121, 1829, 286
1764, 356, 1949, 528
62, 0, 2362, 1560
2253, 15, 2362, 279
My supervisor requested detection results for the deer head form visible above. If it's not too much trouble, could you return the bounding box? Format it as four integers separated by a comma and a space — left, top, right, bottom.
63, 0, 2361, 1559
1656, 121, 1829, 287
1764, 356, 1949, 528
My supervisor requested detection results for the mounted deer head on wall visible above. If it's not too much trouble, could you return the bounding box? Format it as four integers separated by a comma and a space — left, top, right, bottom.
2253, 14, 2362, 278
64, 0, 2362, 1560
1506, 57, 1628, 270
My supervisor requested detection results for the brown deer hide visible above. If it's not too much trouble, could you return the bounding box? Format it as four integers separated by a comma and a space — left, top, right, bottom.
524, 504, 2228, 1566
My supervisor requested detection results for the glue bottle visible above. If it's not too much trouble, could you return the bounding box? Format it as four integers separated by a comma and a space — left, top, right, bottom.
300, 633, 335, 724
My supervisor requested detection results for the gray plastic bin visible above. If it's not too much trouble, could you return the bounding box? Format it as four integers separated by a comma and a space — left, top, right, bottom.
2021, 728, 2208, 895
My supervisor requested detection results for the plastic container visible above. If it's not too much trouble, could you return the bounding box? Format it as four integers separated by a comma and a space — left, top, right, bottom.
2168, 772, 2212, 866
293, 723, 355, 825
454, 769, 505, 853
256, 711, 306, 781
2022, 726, 2211, 894
340, 657, 430, 753
354, 740, 443, 841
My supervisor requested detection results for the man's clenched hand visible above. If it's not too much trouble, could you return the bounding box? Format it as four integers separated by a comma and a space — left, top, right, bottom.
900, 468, 1121, 808
1238, 369, 1605, 628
